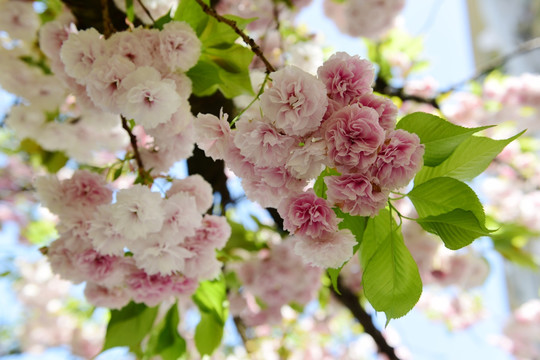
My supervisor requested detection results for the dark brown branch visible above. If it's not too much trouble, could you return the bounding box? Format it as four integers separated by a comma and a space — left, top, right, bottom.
442, 36, 540, 94
233, 316, 250, 351
100, 0, 115, 38
136, 0, 155, 24
330, 276, 400, 360
374, 76, 440, 109
194, 0, 276, 74
121, 116, 146, 180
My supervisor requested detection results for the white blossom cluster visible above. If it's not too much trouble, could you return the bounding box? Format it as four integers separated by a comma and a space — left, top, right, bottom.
35, 170, 231, 308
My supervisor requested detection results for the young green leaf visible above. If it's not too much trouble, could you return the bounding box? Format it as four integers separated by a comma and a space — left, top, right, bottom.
102, 302, 159, 356
415, 130, 525, 185
146, 303, 186, 360
192, 278, 228, 325
174, 0, 210, 36
408, 176, 486, 226
192, 278, 228, 356
417, 209, 491, 250
396, 112, 493, 166
313, 167, 340, 199
125, 0, 134, 22
194, 312, 223, 356
360, 209, 422, 322
187, 59, 221, 96
326, 210, 367, 294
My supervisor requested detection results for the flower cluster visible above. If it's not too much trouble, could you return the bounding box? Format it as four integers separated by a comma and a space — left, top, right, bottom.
195, 52, 424, 268
323, 0, 405, 39
231, 241, 322, 326
32, 18, 200, 171
35, 170, 230, 308
501, 299, 540, 359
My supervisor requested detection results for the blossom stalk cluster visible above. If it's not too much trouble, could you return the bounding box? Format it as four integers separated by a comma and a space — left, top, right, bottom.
35, 171, 231, 308
195, 52, 424, 269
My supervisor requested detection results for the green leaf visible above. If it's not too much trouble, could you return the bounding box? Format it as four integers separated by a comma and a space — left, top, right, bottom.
42, 151, 68, 173
489, 222, 539, 268
326, 210, 367, 294
125, 0, 134, 22
415, 130, 525, 185
192, 278, 228, 356
21, 220, 58, 246
192, 278, 228, 325
188, 46, 254, 98
146, 303, 186, 360
417, 209, 491, 250
408, 177, 487, 227
174, 0, 209, 36
199, 15, 253, 48
154, 12, 173, 30
102, 302, 159, 356
313, 167, 340, 198
396, 112, 493, 166
194, 312, 223, 356
187, 59, 221, 96
360, 209, 422, 322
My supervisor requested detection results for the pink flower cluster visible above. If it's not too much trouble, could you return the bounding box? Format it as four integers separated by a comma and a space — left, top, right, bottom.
37, 19, 201, 172
231, 241, 322, 326
194, 52, 424, 268
35, 171, 231, 308
502, 299, 540, 359
323, 0, 405, 39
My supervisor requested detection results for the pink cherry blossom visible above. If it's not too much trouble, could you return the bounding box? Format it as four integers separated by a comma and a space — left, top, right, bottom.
285, 138, 327, 180
61, 170, 112, 211
325, 173, 389, 217
324, 104, 385, 173
39, 20, 72, 62
84, 282, 131, 309
159, 21, 201, 72
86, 54, 137, 113
278, 190, 340, 238
111, 185, 165, 239
233, 117, 296, 168
261, 65, 328, 136
88, 205, 128, 256
106, 30, 153, 67
60, 28, 105, 84
317, 52, 374, 106
167, 175, 214, 213
194, 111, 232, 160
294, 229, 356, 268
119, 66, 181, 129
0, 1, 40, 41
371, 129, 424, 189
355, 93, 398, 132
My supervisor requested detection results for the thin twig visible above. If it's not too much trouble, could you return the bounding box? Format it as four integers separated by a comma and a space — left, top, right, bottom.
194, 0, 276, 74
374, 76, 440, 109
100, 0, 116, 38
330, 276, 400, 360
233, 316, 251, 352
230, 73, 271, 126
136, 0, 156, 24
121, 116, 146, 180
442, 36, 540, 94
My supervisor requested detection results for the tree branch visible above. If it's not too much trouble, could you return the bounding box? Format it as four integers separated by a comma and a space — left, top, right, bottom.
442, 36, 540, 94
330, 276, 400, 360
121, 116, 147, 182
194, 0, 276, 74
374, 76, 439, 109
100, 0, 115, 38
136, 0, 155, 24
